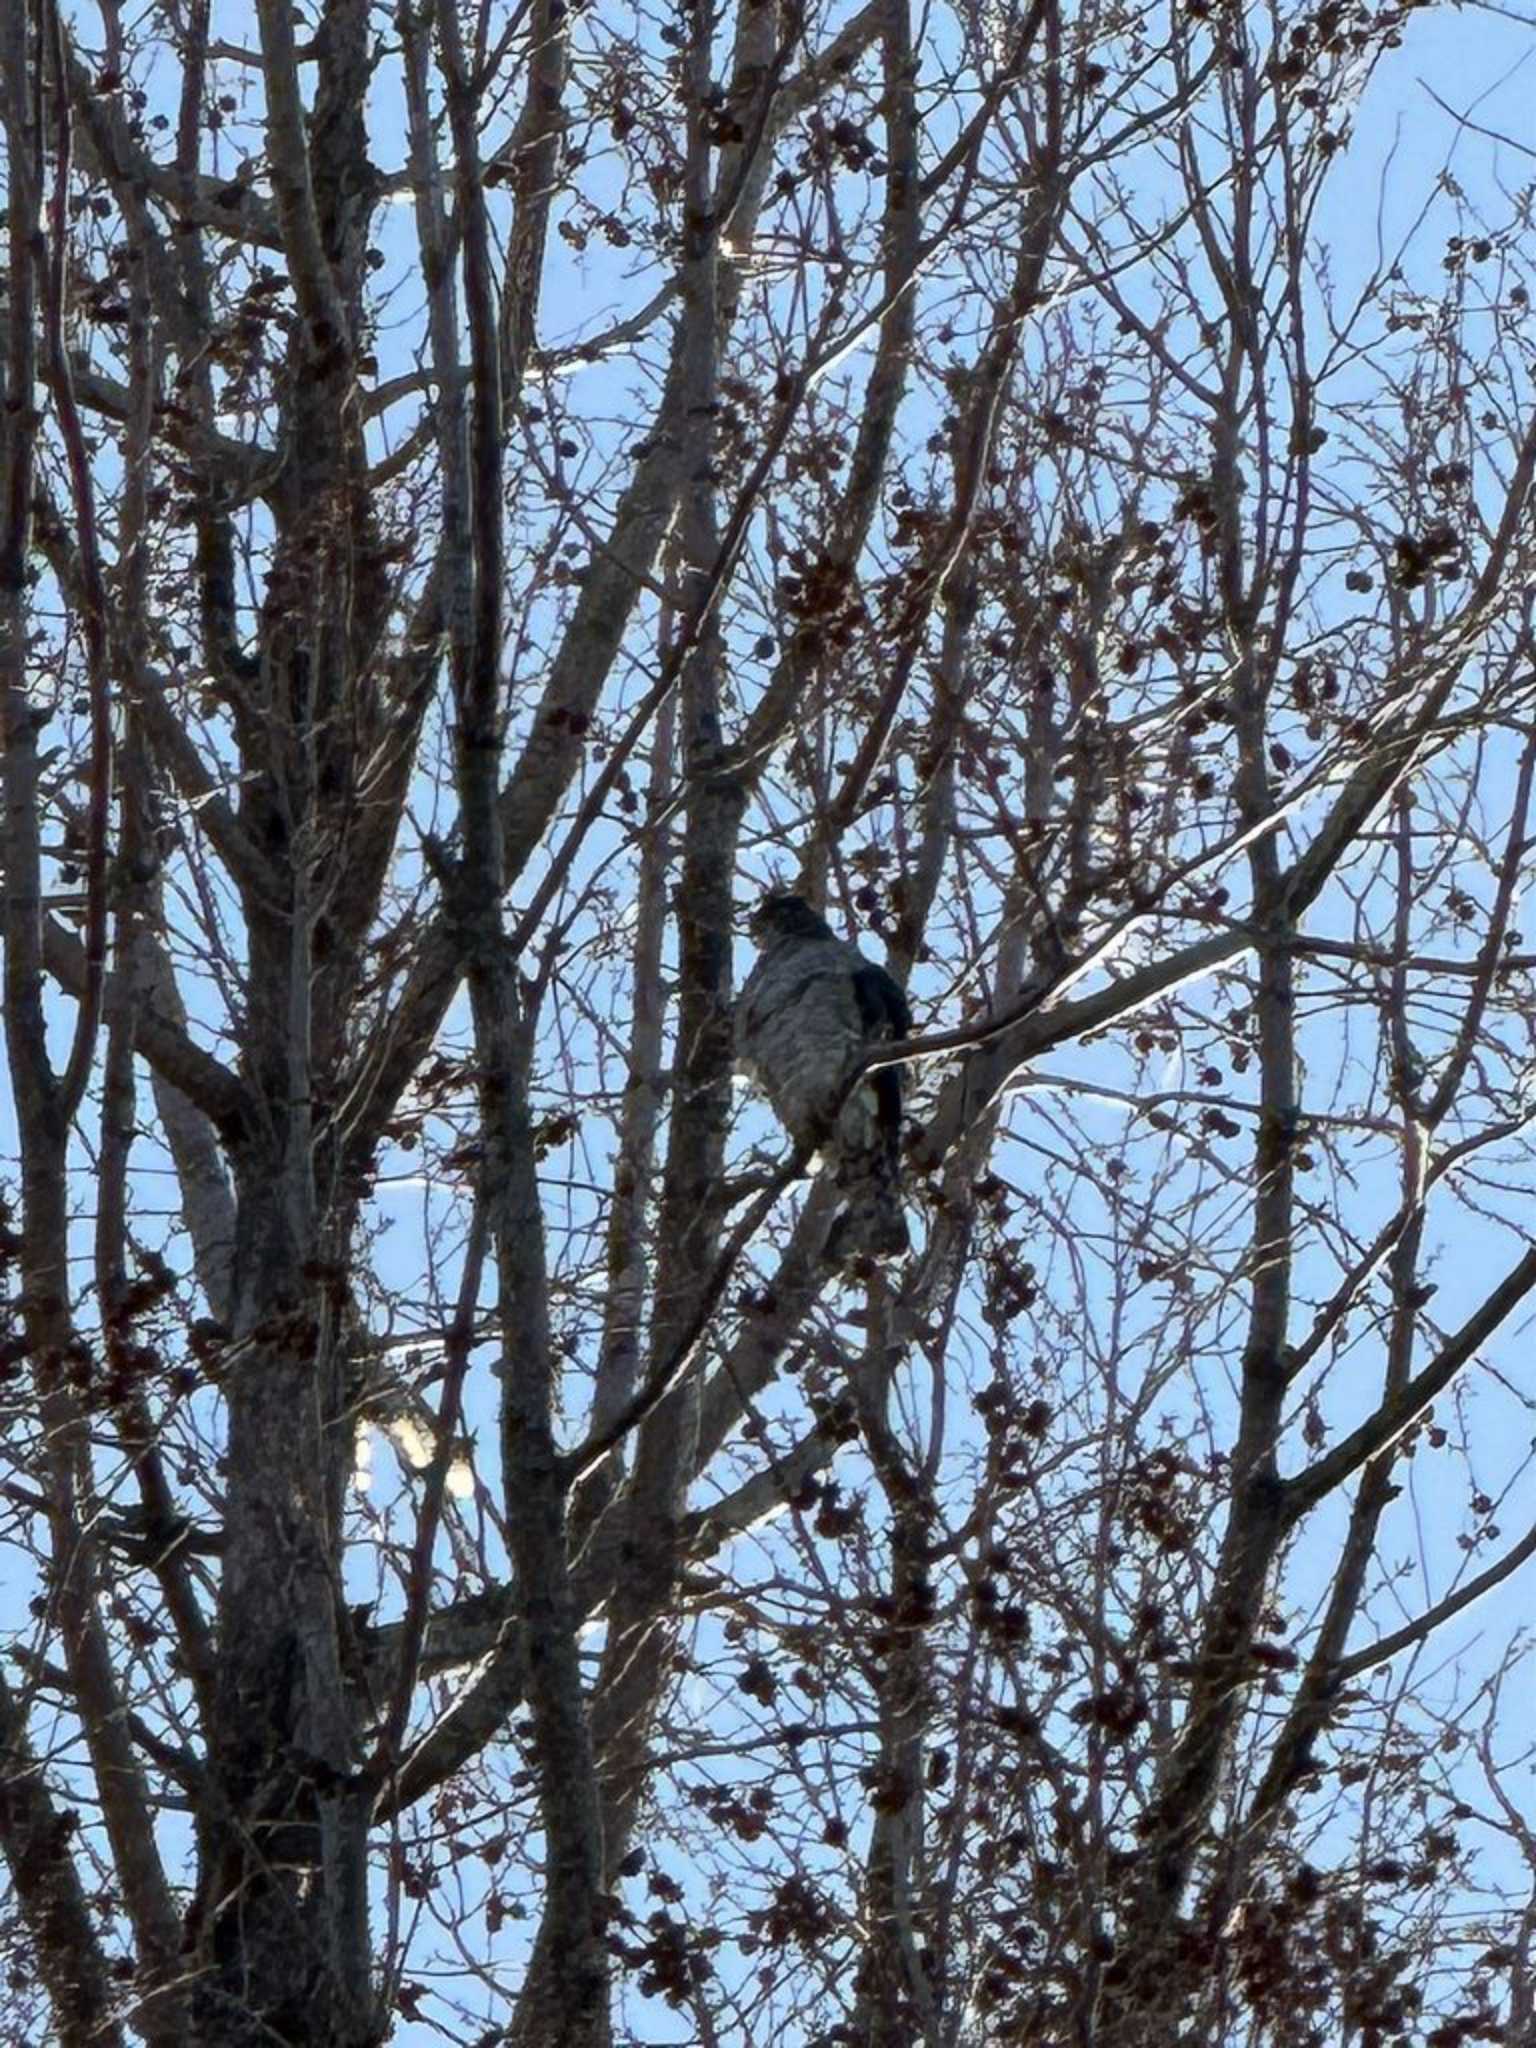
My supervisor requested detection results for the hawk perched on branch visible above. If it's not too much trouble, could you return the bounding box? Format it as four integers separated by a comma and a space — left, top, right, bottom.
737, 892, 912, 1262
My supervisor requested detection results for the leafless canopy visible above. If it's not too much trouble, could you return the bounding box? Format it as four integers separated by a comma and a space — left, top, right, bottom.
4, 0, 1536, 2042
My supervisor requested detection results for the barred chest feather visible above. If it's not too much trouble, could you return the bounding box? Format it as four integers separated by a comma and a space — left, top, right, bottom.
737, 935, 869, 1143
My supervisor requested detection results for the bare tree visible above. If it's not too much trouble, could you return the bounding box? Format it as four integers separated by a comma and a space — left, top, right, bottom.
4, 0, 1536, 2043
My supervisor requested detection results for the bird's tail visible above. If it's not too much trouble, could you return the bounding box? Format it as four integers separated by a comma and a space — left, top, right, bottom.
827, 1147, 908, 1264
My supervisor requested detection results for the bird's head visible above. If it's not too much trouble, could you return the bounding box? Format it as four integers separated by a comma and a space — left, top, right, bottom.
749, 891, 833, 943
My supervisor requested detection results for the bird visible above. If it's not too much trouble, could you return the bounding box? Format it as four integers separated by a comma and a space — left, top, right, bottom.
737, 891, 912, 1262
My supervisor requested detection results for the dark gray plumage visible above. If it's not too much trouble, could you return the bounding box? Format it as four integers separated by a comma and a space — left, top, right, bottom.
737, 892, 911, 1261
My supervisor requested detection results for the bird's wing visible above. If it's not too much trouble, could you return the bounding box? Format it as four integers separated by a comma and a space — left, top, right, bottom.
849, 956, 911, 1042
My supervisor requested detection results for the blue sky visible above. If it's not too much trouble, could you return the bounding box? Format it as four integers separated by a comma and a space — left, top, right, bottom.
7, 0, 1536, 2040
